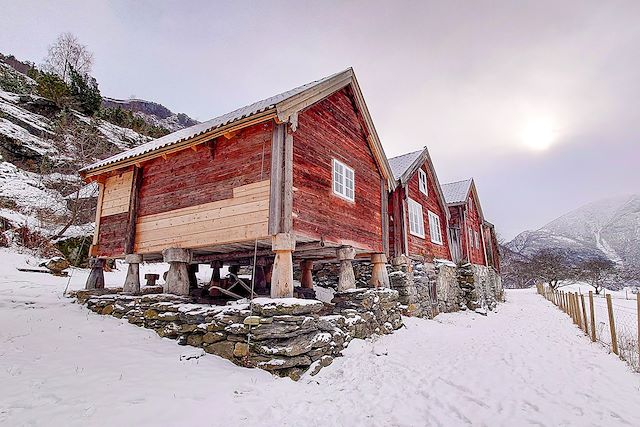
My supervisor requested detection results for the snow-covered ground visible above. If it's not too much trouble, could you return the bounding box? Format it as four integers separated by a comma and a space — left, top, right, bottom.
1, 249, 640, 426
556, 283, 639, 371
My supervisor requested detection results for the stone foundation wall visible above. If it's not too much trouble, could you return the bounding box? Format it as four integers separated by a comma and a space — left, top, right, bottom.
76, 288, 402, 380
389, 260, 503, 318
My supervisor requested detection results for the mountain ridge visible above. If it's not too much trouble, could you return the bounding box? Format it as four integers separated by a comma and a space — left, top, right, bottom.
506, 194, 640, 269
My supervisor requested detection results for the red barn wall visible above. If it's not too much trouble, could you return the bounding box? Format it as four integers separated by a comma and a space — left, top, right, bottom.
292, 87, 384, 253
138, 122, 272, 217
94, 121, 273, 258
462, 190, 486, 265
404, 163, 451, 261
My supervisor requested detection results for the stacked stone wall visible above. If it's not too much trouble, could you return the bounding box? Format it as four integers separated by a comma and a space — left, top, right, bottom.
388, 260, 502, 318
75, 288, 402, 380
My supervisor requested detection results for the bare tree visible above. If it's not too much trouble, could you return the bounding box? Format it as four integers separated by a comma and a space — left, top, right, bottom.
523, 249, 576, 290
44, 32, 94, 83
576, 259, 621, 294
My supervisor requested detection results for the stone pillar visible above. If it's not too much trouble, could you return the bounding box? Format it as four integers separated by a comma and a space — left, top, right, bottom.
270, 233, 295, 298
123, 254, 143, 294
254, 258, 268, 295
162, 248, 192, 296
369, 253, 390, 288
300, 260, 314, 289
391, 255, 410, 270
337, 247, 356, 292
85, 258, 105, 290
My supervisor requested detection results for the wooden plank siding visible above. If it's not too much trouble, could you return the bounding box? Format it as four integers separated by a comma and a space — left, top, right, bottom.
92, 121, 273, 258
134, 180, 270, 253
404, 162, 452, 261
291, 88, 385, 254
464, 188, 486, 265
137, 121, 272, 217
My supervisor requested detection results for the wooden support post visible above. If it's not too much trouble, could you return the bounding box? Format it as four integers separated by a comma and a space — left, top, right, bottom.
208, 261, 222, 286
369, 253, 390, 288
254, 258, 268, 295
188, 264, 199, 289
270, 233, 295, 298
85, 258, 105, 290
300, 260, 314, 289
208, 261, 223, 297
589, 291, 596, 342
124, 166, 143, 254
144, 273, 159, 287
580, 293, 588, 335
337, 246, 357, 292
606, 294, 619, 356
123, 254, 142, 294
163, 248, 192, 296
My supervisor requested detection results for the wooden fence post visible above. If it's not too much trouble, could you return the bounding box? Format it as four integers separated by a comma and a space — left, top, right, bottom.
580, 293, 588, 335
589, 291, 596, 342
574, 292, 582, 327
571, 293, 577, 324
606, 294, 619, 356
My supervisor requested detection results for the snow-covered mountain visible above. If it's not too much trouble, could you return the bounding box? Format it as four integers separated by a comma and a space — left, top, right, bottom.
506, 194, 640, 268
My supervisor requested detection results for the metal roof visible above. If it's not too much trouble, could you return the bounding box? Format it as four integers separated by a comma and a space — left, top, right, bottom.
388, 149, 423, 181
81, 70, 346, 173
441, 179, 473, 204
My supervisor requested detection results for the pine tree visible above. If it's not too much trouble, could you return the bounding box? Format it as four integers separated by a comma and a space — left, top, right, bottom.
68, 66, 101, 115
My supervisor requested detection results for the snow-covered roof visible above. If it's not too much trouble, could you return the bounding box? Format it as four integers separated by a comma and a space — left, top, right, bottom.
81, 70, 347, 174
441, 179, 472, 204
388, 149, 423, 181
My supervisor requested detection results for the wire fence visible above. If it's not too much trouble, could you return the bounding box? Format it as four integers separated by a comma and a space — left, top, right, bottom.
536, 284, 640, 372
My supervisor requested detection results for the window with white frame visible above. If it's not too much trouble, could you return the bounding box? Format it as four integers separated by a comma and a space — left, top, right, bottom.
474, 230, 479, 249
468, 227, 474, 249
332, 159, 355, 201
428, 210, 443, 245
408, 198, 425, 238
418, 169, 428, 196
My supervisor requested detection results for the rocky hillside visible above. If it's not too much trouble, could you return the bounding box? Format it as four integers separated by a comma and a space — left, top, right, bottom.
0, 54, 195, 263
102, 97, 198, 133
505, 194, 640, 269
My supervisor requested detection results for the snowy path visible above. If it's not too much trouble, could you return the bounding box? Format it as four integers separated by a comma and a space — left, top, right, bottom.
1, 250, 639, 426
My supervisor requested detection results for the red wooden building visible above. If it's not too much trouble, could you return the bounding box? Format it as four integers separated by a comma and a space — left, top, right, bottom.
80, 69, 395, 298
441, 178, 495, 267
387, 148, 453, 263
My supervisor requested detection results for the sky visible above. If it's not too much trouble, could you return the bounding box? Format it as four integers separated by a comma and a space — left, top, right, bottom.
1, 0, 638, 239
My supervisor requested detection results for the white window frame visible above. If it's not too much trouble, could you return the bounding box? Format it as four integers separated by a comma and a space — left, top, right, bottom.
408, 198, 425, 238
418, 169, 428, 196
474, 230, 480, 249
428, 210, 443, 245
332, 158, 355, 202
468, 227, 474, 249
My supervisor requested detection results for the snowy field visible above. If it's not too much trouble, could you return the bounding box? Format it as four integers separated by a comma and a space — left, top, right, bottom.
1, 249, 640, 426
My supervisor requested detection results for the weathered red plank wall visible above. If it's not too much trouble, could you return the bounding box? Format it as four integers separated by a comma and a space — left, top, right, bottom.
463, 190, 486, 266
404, 162, 452, 261
97, 212, 128, 257
292, 87, 384, 253
138, 122, 273, 217
94, 121, 273, 258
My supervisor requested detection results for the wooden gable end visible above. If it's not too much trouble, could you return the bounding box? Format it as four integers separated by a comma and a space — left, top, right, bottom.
291, 87, 386, 254
404, 160, 452, 261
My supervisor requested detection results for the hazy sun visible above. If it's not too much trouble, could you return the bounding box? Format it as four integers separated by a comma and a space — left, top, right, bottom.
521, 118, 557, 151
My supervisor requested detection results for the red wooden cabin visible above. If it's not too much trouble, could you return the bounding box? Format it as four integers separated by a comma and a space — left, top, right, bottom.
80, 69, 395, 298
441, 178, 488, 266
387, 148, 453, 263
